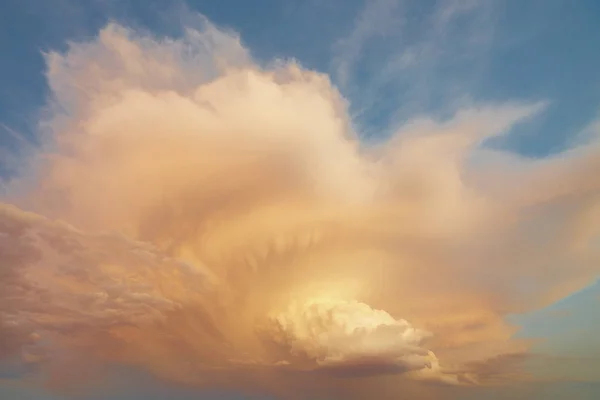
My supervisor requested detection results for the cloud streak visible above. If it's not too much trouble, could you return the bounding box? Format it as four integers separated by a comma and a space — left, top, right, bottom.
331, 0, 499, 134
0, 15, 599, 400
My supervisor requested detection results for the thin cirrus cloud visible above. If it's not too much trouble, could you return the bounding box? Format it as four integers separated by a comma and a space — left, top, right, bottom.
0, 11, 599, 400
330, 0, 498, 134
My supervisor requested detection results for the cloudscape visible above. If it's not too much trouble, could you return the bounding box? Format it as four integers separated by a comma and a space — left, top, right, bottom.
1, 1, 599, 399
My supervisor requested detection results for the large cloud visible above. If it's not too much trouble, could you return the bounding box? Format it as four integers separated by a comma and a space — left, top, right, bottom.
1, 17, 599, 399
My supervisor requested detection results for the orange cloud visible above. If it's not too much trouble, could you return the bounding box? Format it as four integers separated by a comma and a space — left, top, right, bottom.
1, 18, 599, 399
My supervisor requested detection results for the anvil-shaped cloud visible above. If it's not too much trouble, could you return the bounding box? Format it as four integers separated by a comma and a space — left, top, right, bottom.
0, 17, 599, 399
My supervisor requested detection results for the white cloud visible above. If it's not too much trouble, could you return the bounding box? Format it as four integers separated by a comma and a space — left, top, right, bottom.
263, 298, 432, 371
330, 0, 498, 132
331, 0, 402, 87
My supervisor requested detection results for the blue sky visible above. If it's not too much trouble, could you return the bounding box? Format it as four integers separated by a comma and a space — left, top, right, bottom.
1, 1, 599, 399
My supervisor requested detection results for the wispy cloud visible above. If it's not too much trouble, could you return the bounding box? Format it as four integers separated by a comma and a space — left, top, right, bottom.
331, 0, 403, 87
331, 0, 499, 136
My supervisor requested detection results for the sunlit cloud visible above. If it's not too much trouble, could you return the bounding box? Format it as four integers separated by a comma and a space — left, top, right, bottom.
0, 14, 598, 400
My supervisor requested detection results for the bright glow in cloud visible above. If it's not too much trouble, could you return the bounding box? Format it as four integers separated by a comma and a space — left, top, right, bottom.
0, 16, 599, 400
264, 298, 431, 369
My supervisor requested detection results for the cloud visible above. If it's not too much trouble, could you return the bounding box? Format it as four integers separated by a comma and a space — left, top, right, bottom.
0, 15, 599, 400
331, 0, 498, 133
331, 0, 402, 87
262, 298, 432, 371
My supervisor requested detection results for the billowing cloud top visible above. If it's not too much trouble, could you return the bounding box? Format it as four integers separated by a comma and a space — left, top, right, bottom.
1, 16, 599, 400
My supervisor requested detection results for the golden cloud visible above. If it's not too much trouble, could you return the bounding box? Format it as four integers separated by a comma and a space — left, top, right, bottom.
1, 18, 598, 399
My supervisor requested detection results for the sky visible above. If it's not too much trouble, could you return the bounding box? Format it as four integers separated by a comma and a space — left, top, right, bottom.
0, 0, 599, 399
